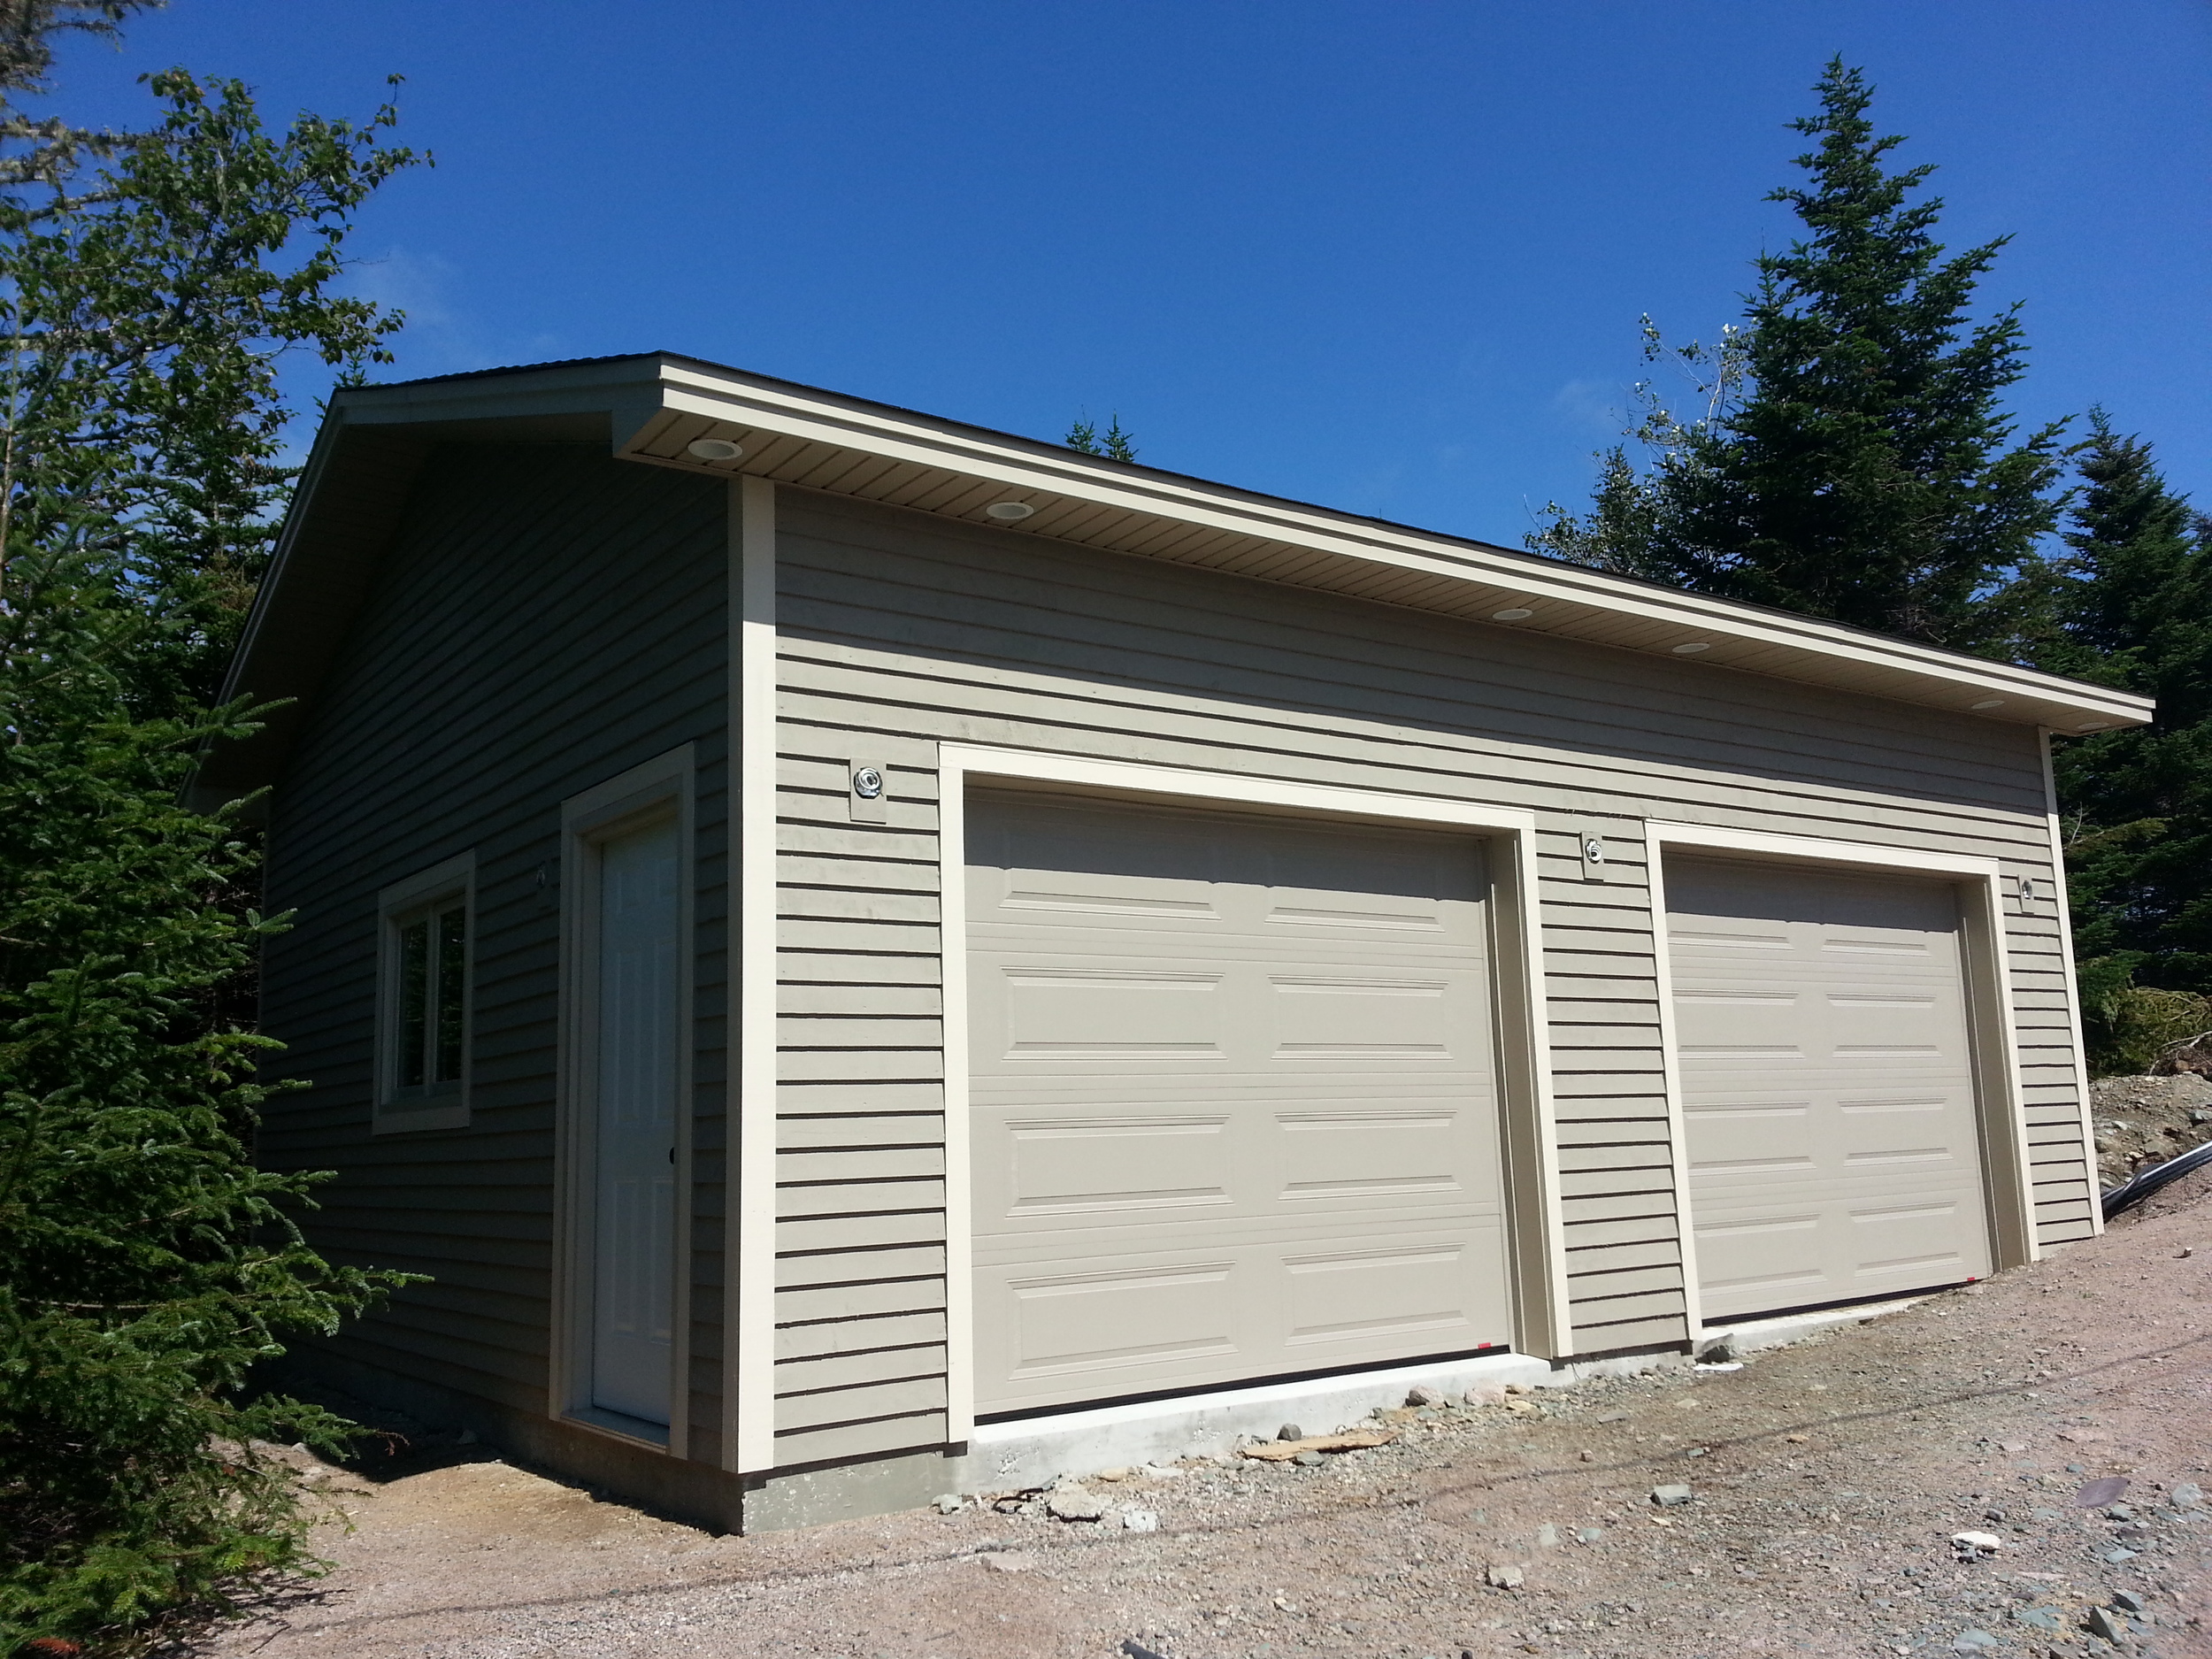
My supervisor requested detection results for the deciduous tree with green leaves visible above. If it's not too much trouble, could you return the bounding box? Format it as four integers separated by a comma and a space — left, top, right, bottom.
0, 4, 422, 1647
1532, 58, 2067, 658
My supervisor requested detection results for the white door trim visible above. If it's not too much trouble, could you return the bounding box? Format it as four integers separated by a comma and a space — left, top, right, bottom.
1643, 818, 2038, 1340
550, 743, 697, 1454
938, 742, 1568, 1440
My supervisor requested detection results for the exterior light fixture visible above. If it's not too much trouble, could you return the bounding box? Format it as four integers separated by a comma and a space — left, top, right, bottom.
1970, 698, 2005, 710
687, 437, 743, 462
1671, 641, 1710, 655
986, 501, 1036, 521
1491, 607, 1534, 621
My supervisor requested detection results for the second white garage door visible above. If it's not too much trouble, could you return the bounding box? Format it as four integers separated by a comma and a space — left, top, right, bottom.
1666, 855, 1994, 1323
966, 789, 1513, 1417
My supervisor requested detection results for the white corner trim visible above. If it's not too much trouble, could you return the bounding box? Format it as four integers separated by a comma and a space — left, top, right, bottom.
2039, 730, 2103, 1237
729, 476, 780, 1473
1644, 819, 2003, 880
933, 741, 1559, 1438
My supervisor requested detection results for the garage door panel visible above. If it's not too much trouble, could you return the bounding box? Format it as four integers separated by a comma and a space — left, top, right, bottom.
970, 790, 1509, 1415
1668, 855, 1991, 1323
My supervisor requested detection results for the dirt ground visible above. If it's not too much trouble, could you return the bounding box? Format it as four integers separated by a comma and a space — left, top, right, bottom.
2091, 1072, 2212, 1189
197, 1181, 2212, 1659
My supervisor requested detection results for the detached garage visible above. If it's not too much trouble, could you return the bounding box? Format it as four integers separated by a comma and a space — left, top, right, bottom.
196, 353, 2150, 1531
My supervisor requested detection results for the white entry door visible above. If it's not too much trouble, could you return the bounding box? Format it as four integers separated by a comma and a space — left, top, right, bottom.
590, 816, 681, 1425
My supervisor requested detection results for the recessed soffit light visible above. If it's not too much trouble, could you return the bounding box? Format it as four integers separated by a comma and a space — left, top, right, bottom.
1970, 698, 2006, 711
985, 501, 1036, 521
1671, 641, 1711, 655
687, 437, 743, 462
1491, 607, 1534, 621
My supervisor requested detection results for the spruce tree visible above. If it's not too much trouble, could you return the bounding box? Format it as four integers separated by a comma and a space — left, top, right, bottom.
1533, 59, 2067, 657
2032, 415, 2212, 1062
0, 19, 422, 1649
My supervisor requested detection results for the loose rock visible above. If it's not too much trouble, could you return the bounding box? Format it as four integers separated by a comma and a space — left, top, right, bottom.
1407, 1385, 1447, 1408
2085, 1605, 2131, 1643
1277, 1423, 1303, 1441
1950, 1531, 2003, 1556
1485, 1563, 1525, 1589
2170, 1480, 2203, 1508
931, 1493, 962, 1514
1650, 1484, 1693, 1507
1121, 1508, 1159, 1532
979, 1550, 1034, 1574
1046, 1486, 1107, 1522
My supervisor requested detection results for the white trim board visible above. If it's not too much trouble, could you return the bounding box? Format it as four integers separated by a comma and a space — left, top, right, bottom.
1642, 817, 2041, 1336
727, 476, 781, 1474
2039, 730, 2103, 1237
934, 741, 1569, 1441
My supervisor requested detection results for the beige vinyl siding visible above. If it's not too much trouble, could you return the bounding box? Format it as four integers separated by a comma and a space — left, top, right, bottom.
768, 488, 2089, 1441
258, 444, 733, 1463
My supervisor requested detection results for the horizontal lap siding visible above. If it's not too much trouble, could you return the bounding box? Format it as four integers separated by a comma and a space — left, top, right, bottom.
260, 445, 731, 1455
769, 488, 2088, 1417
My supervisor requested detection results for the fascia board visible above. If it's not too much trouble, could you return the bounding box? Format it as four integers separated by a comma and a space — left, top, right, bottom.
649, 365, 2152, 731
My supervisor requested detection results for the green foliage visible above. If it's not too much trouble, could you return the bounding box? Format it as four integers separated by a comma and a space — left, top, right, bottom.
1532, 59, 2066, 656
2027, 416, 2212, 1028
2076, 956, 2212, 1079
1065, 411, 1137, 463
0, 37, 420, 1655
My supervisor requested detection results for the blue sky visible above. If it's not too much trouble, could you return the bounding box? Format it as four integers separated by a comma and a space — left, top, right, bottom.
53, 1, 2212, 549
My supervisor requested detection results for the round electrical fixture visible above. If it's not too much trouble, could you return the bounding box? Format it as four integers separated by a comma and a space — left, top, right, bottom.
1491, 607, 1534, 621
1671, 641, 1711, 655
986, 501, 1036, 521
687, 437, 743, 462
2075, 721, 2109, 732
1970, 698, 2006, 710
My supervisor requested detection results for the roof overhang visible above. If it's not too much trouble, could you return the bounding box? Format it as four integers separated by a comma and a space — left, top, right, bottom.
203, 350, 2153, 802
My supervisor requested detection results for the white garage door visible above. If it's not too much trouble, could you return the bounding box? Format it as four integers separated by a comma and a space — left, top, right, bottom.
1665, 855, 1993, 1324
967, 789, 1512, 1417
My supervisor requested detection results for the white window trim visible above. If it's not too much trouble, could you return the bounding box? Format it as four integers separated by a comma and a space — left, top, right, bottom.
1642, 818, 2039, 1341
373, 850, 476, 1135
933, 742, 1569, 1443
549, 744, 698, 1457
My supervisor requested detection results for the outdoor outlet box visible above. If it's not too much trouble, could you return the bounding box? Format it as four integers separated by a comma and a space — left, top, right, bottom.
1579, 826, 1607, 880
849, 759, 888, 824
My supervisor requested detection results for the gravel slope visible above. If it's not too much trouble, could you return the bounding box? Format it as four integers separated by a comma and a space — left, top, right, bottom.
199, 1191, 2212, 1659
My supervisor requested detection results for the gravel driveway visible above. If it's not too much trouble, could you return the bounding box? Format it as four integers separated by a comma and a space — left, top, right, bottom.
199, 1176, 2212, 1659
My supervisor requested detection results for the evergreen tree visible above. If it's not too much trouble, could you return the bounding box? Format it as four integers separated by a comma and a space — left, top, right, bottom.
1065, 411, 1137, 463
2032, 415, 2212, 1062
1533, 59, 2067, 657
0, 21, 421, 1650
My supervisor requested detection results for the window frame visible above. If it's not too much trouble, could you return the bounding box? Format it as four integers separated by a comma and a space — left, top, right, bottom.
374, 850, 477, 1134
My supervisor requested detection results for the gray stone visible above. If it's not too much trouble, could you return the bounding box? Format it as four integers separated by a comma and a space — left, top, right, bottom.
1535, 1523, 1560, 1548
2112, 1591, 2147, 1613
1294, 1451, 1326, 1468
1120, 1508, 1159, 1533
1407, 1385, 1448, 1408
1577, 1526, 1604, 1543
979, 1550, 1035, 1574
2086, 1605, 2131, 1644
1650, 1484, 1694, 1507
2011, 1607, 2064, 1632
2103, 1547, 2139, 1564
1046, 1486, 1107, 1522
1952, 1630, 2000, 1652
1277, 1423, 1304, 1441
2170, 1481, 2203, 1508
932, 1493, 963, 1514
1485, 1563, 1525, 1589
